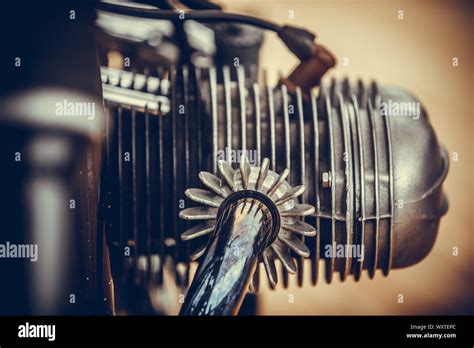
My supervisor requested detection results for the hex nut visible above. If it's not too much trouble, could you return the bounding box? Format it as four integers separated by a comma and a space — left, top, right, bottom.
321, 171, 332, 188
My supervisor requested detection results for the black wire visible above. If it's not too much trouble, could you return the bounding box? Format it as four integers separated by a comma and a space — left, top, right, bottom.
179, 0, 222, 10
97, 1, 282, 33
137, 0, 174, 10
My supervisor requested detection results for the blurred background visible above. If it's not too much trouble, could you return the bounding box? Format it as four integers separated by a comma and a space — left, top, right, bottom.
215, 0, 473, 315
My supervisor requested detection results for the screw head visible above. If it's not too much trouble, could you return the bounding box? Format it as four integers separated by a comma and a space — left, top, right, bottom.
321, 171, 332, 188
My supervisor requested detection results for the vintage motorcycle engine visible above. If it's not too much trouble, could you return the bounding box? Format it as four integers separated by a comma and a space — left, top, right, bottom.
95, 2, 449, 314
0, 1, 448, 316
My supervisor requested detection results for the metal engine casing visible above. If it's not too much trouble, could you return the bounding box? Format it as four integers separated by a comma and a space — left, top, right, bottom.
99, 64, 449, 298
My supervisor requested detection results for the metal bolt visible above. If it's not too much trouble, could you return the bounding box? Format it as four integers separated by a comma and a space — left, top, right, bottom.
321, 171, 332, 188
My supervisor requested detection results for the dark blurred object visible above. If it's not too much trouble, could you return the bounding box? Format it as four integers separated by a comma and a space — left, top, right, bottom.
0, 1, 105, 314
0, 1, 102, 97
212, 23, 264, 81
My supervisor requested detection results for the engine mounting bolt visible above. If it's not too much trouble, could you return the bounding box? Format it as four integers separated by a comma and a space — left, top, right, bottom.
321, 171, 332, 188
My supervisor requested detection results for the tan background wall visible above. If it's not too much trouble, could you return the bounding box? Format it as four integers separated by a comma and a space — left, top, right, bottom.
216, 0, 473, 315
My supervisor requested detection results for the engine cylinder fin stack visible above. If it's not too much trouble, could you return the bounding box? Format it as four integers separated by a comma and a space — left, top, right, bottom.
99, 63, 447, 303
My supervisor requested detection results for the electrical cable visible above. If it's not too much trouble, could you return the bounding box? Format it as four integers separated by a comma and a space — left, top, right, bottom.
98, 1, 279, 31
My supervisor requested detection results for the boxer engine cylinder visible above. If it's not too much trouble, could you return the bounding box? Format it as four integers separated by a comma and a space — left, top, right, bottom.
99, 63, 449, 310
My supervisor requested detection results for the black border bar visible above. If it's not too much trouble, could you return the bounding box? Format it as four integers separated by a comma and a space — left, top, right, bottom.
0, 315, 472, 346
